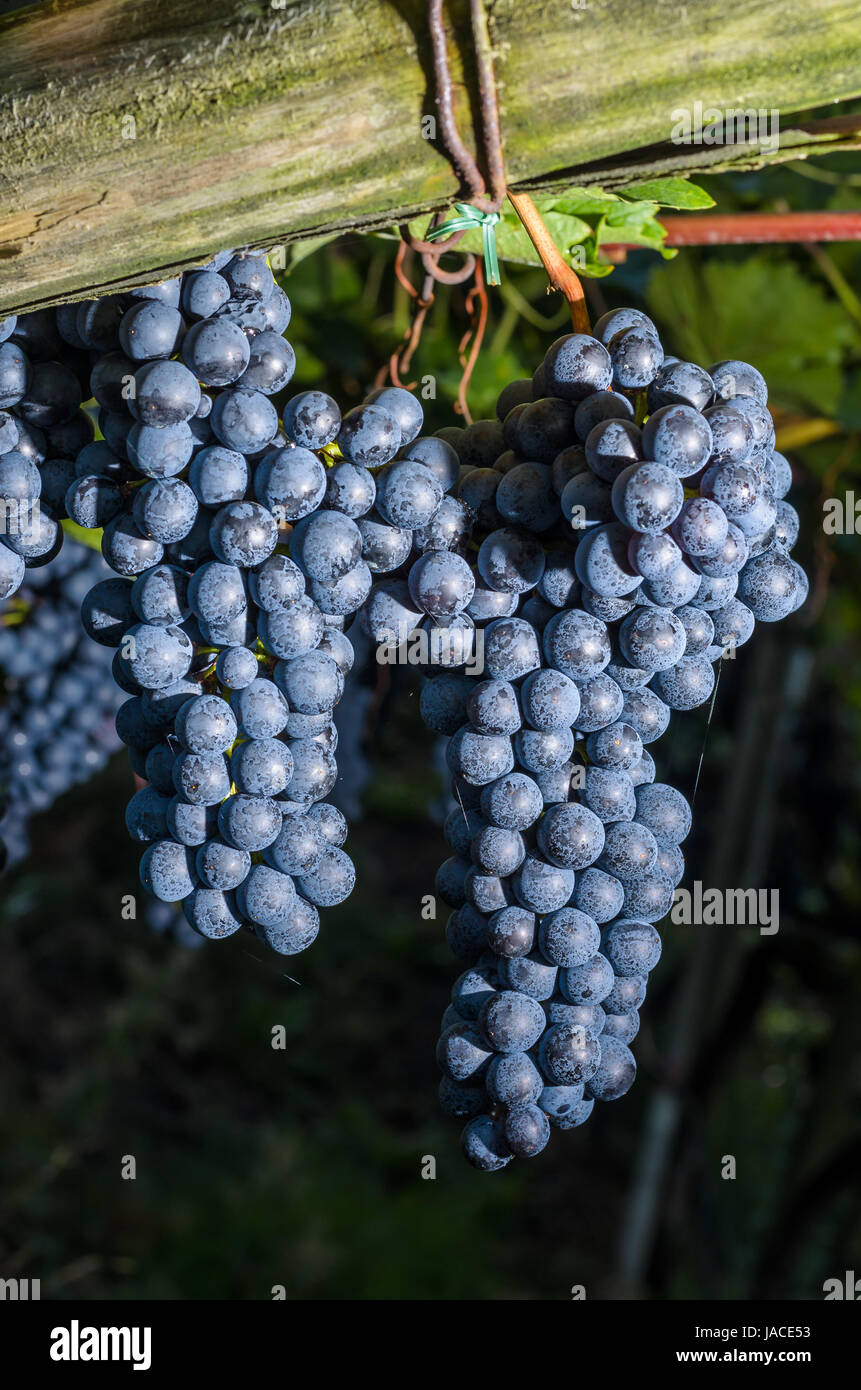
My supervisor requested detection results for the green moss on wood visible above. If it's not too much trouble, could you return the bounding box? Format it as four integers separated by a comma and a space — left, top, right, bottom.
0, 0, 859, 311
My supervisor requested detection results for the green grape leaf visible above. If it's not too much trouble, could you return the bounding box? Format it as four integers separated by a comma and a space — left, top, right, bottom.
645, 253, 857, 413
617, 177, 716, 210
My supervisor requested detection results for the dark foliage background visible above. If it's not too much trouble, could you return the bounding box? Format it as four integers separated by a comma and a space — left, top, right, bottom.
1, 142, 859, 1301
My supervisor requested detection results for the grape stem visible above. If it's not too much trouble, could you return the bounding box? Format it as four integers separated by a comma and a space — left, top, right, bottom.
507, 190, 591, 334
603, 209, 861, 253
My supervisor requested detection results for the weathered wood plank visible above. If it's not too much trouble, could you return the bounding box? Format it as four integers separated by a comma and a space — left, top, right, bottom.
0, 0, 859, 313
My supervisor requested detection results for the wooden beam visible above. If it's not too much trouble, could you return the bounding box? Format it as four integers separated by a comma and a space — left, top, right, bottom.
1, 0, 859, 314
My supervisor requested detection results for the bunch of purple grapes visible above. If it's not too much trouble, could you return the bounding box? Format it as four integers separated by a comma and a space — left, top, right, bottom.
11, 253, 442, 960
355, 307, 805, 1168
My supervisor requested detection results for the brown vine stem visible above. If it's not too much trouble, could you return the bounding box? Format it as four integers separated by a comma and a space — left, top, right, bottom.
507, 190, 591, 334
605, 209, 861, 250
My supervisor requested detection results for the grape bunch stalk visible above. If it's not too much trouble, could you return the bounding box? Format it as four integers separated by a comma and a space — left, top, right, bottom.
354, 307, 806, 1169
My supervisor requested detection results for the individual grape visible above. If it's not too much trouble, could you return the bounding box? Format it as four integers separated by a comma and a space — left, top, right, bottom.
586, 1037, 636, 1101
513, 726, 574, 774
196, 839, 252, 891
479, 989, 546, 1053
214, 646, 258, 690
125, 787, 170, 842
236, 863, 297, 926
574, 673, 624, 732
477, 527, 545, 594
323, 461, 376, 520
217, 793, 281, 851
480, 771, 543, 831
608, 324, 664, 390
520, 668, 580, 731
571, 867, 625, 924
181, 270, 231, 320
709, 359, 768, 407
503, 1103, 551, 1158
647, 360, 714, 412
539, 1086, 593, 1129
537, 1024, 601, 1086
543, 334, 612, 400
437, 1022, 493, 1083
335, 401, 400, 468
483, 616, 542, 682
172, 750, 231, 805
579, 765, 636, 822
737, 547, 800, 621
276, 650, 343, 715
602, 919, 662, 977
586, 722, 643, 770
593, 308, 655, 345
132, 478, 198, 543
641, 404, 713, 478
762, 450, 792, 500
598, 819, 658, 880
183, 888, 244, 939
139, 839, 197, 902
575, 523, 643, 598
280, 389, 340, 450
702, 403, 754, 465
461, 1114, 513, 1171
611, 461, 684, 534
256, 447, 327, 521
495, 461, 558, 531
283, 738, 338, 804
119, 300, 184, 361
230, 678, 288, 739
622, 868, 675, 922
513, 853, 574, 913
537, 548, 579, 610
486, 904, 535, 958
537, 801, 605, 869
466, 679, 521, 736
618, 606, 686, 672
542, 608, 611, 682
446, 725, 514, 786
0, 341, 32, 408
450, 963, 497, 1021
239, 329, 295, 395
210, 388, 278, 454
584, 417, 643, 484
407, 549, 475, 619
210, 500, 278, 568
640, 559, 701, 608
601, 1008, 641, 1044
559, 951, 614, 1006
538, 907, 601, 969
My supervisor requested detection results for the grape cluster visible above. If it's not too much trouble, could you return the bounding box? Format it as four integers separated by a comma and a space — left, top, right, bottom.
0, 539, 123, 866
358, 307, 806, 1168
35, 251, 441, 955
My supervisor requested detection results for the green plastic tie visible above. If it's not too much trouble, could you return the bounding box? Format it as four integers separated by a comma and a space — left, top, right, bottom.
426, 203, 501, 285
